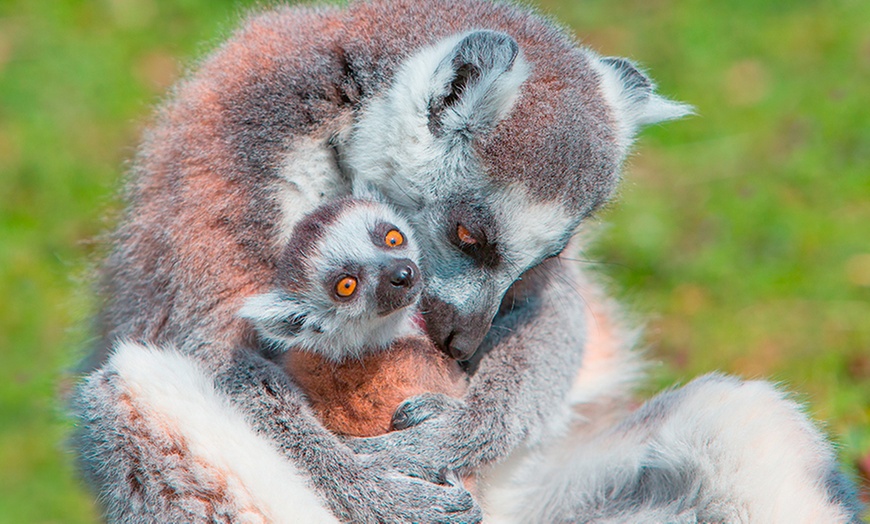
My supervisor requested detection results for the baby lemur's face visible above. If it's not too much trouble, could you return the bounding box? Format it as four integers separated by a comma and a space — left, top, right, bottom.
240, 198, 423, 361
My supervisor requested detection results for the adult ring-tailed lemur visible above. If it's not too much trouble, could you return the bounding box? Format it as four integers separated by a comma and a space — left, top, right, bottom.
72, 1, 863, 522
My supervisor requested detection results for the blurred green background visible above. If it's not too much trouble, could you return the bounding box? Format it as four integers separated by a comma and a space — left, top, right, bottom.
0, 0, 867, 521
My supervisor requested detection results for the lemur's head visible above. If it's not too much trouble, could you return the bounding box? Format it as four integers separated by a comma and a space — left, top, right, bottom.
240, 198, 422, 362
343, 29, 691, 360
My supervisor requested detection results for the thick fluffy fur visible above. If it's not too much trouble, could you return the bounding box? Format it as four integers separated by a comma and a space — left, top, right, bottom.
76, 335, 862, 522
482, 374, 862, 523
285, 335, 466, 438
73, 341, 339, 523
243, 197, 465, 438
72, 0, 861, 522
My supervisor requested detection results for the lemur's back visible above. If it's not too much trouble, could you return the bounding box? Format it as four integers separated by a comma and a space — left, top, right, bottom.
96, 7, 351, 363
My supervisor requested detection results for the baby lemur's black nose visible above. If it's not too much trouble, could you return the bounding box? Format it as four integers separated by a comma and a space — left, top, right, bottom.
389, 263, 416, 288
375, 258, 422, 316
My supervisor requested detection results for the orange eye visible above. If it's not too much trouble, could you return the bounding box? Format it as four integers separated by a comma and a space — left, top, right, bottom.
456, 224, 477, 245
385, 229, 404, 247
335, 276, 357, 297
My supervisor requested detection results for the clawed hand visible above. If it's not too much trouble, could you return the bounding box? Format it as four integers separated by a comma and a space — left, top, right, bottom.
349, 393, 472, 479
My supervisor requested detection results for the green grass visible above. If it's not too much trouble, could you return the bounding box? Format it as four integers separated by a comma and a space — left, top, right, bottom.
1, 0, 867, 521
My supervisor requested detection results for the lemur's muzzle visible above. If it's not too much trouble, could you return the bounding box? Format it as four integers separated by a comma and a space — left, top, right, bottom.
421, 295, 494, 361
375, 258, 422, 316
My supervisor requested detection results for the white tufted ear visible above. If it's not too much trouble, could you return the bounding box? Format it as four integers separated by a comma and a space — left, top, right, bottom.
345, 30, 530, 205
238, 291, 307, 353
427, 30, 530, 138
591, 54, 693, 149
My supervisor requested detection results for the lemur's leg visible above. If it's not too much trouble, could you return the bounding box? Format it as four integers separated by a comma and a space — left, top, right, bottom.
494, 374, 863, 523
73, 341, 481, 524
350, 257, 591, 473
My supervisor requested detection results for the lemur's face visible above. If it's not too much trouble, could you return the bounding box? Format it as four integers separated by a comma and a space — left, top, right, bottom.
241, 200, 422, 362
310, 212, 422, 319
345, 30, 687, 359
345, 32, 581, 360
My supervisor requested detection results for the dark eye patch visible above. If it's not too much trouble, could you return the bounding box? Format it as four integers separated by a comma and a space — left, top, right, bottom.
325, 264, 364, 302
447, 204, 501, 269
370, 222, 407, 250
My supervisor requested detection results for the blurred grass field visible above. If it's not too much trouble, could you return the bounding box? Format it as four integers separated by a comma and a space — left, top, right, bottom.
0, 0, 867, 522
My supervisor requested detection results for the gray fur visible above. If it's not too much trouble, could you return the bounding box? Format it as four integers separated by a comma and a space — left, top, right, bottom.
428, 30, 522, 137
239, 199, 422, 362
70, 0, 862, 522
212, 349, 479, 522
72, 368, 244, 523
348, 257, 588, 473
488, 374, 863, 523
75, 343, 480, 523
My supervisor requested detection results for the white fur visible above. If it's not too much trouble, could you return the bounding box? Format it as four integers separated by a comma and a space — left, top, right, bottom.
348, 37, 460, 206
317, 203, 420, 279
107, 341, 339, 523
567, 301, 644, 408
241, 288, 420, 362
241, 202, 422, 361
658, 378, 850, 523
445, 185, 574, 308
567, 337, 644, 407
348, 33, 529, 208
484, 375, 853, 524
435, 35, 530, 139
494, 185, 574, 270
418, 185, 577, 312
587, 52, 693, 153
275, 135, 349, 245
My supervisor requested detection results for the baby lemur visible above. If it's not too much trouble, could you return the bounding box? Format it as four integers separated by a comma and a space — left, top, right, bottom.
241, 198, 466, 437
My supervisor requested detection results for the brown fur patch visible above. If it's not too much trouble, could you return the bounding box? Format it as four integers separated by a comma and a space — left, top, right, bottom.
284, 335, 466, 437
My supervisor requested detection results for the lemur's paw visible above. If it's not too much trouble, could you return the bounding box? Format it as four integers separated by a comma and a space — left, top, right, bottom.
355, 454, 481, 523
350, 394, 471, 476
391, 393, 466, 430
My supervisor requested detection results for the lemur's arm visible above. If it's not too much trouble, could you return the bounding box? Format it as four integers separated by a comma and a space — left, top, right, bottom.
73, 341, 481, 524
350, 257, 587, 474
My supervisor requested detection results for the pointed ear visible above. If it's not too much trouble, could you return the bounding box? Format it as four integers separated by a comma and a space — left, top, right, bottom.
594, 56, 693, 144
238, 291, 307, 350
428, 30, 529, 137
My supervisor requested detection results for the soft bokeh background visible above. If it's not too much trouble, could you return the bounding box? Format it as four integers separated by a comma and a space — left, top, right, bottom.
1, 0, 867, 521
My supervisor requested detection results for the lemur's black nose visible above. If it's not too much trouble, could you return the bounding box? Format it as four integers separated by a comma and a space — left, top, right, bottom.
389, 263, 416, 288
375, 258, 422, 316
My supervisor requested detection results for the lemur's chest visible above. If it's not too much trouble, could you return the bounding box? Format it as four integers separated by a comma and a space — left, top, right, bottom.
283, 335, 466, 437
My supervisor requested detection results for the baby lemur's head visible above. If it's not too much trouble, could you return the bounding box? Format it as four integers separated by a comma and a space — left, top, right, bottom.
240, 198, 422, 361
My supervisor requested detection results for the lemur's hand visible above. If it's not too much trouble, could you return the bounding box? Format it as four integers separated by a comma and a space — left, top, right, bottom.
391, 392, 466, 431
349, 393, 474, 477
354, 453, 481, 523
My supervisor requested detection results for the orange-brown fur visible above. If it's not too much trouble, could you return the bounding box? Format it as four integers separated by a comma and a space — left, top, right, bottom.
284, 336, 466, 438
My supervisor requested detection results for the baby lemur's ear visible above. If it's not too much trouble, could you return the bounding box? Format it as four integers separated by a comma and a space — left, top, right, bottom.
427, 30, 529, 137
239, 291, 307, 352
593, 55, 693, 147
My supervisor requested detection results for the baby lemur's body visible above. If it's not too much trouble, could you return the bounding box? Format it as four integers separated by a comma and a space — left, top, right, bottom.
288, 336, 465, 437
241, 197, 466, 438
